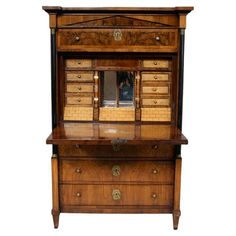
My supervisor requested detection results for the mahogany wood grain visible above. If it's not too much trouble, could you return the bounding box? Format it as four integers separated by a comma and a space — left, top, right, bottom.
46, 123, 188, 145
59, 160, 174, 183
60, 184, 173, 206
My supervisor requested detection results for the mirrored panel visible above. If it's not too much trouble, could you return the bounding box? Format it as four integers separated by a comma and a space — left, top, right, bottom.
100, 71, 135, 107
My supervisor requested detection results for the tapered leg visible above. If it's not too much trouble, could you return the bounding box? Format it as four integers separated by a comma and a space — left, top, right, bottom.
51, 154, 60, 228
173, 156, 182, 230
52, 209, 60, 228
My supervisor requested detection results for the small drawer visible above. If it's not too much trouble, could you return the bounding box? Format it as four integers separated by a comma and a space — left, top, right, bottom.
58, 144, 174, 159
66, 96, 93, 105
60, 184, 173, 206
142, 85, 169, 95
142, 72, 170, 82
143, 60, 170, 69
65, 59, 92, 69
66, 71, 94, 82
60, 160, 174, 183
66, 83, 94, 93
142, 98, 170, 107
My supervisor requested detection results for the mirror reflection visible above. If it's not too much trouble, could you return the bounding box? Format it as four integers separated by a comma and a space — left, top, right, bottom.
100, 71, 134, 107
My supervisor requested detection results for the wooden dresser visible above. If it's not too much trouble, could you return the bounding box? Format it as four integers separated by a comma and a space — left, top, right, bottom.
43, 6, 193, 229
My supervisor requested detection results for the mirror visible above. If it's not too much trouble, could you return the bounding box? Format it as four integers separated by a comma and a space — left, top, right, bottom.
100, 71, 135, 107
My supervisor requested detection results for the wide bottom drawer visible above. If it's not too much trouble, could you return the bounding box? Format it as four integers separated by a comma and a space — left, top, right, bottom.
60, 184, 173, 206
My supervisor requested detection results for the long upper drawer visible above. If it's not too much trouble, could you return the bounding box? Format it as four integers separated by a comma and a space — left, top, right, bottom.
57, 29, 178, 52
60, 160, 174, 183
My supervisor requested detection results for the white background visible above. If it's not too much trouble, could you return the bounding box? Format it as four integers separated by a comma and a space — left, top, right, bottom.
0, 0, 236, 235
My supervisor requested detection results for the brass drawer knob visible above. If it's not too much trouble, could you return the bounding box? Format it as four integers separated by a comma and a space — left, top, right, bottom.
152, 88, 157, 92
78, 87, 82, 91
152, 145, 159, 150
76, 192, 81, 197
77, 75, 81, 78
153, 61, 157, 65
155, 36, 160, 41
154, 75, 158, 79
152, 193, 157, 199
153, 100, 157, 104
112, 165, 121, 176
112, 189, 121, 200
77, 61, 81, 65
78, 99, 81, 102
76, 168, 81, 173
75, 36, 80, 41
152, 169, 159, 174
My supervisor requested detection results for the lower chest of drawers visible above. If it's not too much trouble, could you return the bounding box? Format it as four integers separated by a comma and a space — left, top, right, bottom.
59, 157, 175, 210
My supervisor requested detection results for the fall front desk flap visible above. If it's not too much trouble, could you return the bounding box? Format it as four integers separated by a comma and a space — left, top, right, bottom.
46, 122, 188, 145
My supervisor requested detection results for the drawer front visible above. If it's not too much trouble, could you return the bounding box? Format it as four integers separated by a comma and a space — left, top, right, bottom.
60, 160, 174, 183
66, 96, 93, 105
66, 71, 94, 82
142, 72, 170, 82
142, 85, 169, 95
60, 184, 173, 206
58, 29, 177, 52
66, 84, 94, 93
58, 144, 174, 159
65, 59, 92, 68
142, 98, 170, 107
142, 60, 170, 69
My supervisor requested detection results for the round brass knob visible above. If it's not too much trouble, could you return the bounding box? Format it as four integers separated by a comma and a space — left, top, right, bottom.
152, 145, 158, 150
78, 99, 81, 102
155, 36, 160, 41
78, 87, 82, 91
154, 75, 158, 79
154, 61, 157, 65
77, 75, 81, 78
76, 192, 81, 197
152, 169, 159, 174
154, 100, 157, 104
152, 193, 157, 199
76, 168, 81, 173
77, 61, 81, 65
75, 36, 80, 41
152, 88, 157, 92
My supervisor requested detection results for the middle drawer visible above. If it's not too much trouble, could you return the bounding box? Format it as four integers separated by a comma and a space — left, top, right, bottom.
60, 160, 174, 183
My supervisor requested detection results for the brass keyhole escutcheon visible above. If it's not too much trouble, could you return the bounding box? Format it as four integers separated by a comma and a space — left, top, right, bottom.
112, 189, 121, 200
113, 29, 122, 41
112, 165, 121, 176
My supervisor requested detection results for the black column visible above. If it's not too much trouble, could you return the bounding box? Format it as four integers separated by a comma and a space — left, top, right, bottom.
50, 28, 57, 154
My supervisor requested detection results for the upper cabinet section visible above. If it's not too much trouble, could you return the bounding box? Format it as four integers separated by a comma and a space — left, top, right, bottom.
43, 6, 193, 52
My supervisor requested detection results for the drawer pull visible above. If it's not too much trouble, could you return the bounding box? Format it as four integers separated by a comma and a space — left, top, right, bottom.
152, 169, 160, 174
78, 87, 82, 91
77, 75, 81, 78
76, 168, 81, 173
152, 193, 157, 199
77, 61, 81, 65
112, 165, 121, 176
75, 36, 80, 41
154, 75, 158, 80
112, 189, 121, 200
153, 61, 157, 65
153, 100, 157, 104
76, 192, 81, 197
155, 36, 160, 41
152, 88, 157, 92
78, 99, 81, 102
152, 145, 159, 150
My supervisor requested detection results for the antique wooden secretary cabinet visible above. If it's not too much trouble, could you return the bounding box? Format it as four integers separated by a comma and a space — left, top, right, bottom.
43, 6, 193, 229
